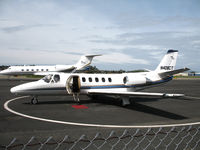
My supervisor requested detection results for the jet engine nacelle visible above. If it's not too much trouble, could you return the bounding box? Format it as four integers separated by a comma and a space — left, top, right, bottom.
123, 75, 147, 85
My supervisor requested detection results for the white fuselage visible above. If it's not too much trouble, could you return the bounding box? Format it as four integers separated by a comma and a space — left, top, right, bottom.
10, 71, 172, 96
0, 65, 73, 75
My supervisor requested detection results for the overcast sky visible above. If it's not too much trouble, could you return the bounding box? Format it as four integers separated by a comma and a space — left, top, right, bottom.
0, 0, 200, 71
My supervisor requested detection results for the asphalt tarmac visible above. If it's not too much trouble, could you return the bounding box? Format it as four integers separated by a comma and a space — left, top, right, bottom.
0, 78, 200, 145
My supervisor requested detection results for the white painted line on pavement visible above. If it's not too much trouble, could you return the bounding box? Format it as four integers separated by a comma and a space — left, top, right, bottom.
4, 96, 200, 128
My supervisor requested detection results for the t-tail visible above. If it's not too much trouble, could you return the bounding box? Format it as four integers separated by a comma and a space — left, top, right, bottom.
73, 54, 101, 71
155, 50, 189, 78
155, 50, 178, 73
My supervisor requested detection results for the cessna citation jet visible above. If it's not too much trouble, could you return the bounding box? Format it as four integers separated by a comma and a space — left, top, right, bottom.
10, 50, 189, 106
0, 54, 100, 76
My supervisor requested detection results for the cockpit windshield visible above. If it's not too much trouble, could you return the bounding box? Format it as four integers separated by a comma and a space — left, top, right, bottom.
42, 74, 52, 83
42, 74, 60, 83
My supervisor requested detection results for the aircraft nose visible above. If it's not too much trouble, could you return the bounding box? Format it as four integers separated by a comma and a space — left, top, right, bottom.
0, 70, 7, 75
10, 81, 38, 95
10, 86, 19, 94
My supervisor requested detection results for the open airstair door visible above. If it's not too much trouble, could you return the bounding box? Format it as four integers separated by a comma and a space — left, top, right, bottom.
66, 75, 81, 102
66, 75, 81, 94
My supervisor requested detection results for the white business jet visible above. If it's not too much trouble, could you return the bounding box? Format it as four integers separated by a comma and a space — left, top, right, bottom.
0, 54, 100, 76
10, 50, 189, 105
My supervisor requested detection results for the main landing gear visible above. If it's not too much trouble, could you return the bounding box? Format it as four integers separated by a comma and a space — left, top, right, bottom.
121, 96, 131, 106
121, 96, 136, 106
31, 97, 38, 104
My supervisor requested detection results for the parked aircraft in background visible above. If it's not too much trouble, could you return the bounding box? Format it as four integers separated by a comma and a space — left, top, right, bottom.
0, 54, 100, 76
10, 50, 189, 106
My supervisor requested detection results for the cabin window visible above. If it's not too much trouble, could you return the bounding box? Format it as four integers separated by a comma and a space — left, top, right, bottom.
82, 77, 86, 82
123, 76, 128, 84
31, 69, 34, 71
54, 74, 60, 82
89, 77, 92, 82
108, 77, 112, 82
46, 69, 48, 71
95, 77, 99, 82
36, 69, 39, 71
21, 69, 24, 71
41, 69, 44, 71
26, 69, 29, 71
102, 77, 105, 82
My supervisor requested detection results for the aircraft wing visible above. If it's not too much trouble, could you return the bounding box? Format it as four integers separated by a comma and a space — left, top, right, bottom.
33, 72, 59, 76
88, 90, 184, 97
159, 67, 190, 78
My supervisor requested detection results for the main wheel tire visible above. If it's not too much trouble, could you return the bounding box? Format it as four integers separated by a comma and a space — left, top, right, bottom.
31, 98, 38, 104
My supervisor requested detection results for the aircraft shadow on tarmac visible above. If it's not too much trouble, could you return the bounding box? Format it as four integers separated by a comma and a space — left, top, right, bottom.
93, 96, 187, 120
125, 102, 187, 120
23, 95, 187, 120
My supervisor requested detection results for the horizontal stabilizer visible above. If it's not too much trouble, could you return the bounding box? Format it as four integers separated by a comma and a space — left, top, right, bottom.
158, 67, 190, 78
85, 54, 102, 57
88, 90, 184, 97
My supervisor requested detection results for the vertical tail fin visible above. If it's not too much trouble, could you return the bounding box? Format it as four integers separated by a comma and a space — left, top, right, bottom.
155, 50, 178, 73
74, 54, 101, 70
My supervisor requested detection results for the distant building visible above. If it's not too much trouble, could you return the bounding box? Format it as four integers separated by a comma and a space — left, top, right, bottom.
189, 72, 200, 76
188, 72, 200, 76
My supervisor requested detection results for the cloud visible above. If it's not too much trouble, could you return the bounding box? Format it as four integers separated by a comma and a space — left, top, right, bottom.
0, 0, 199, 71
113, 15, 200, 32
2, 24, 58, 33
96, 52, 149, 65
0, 49, 85, 65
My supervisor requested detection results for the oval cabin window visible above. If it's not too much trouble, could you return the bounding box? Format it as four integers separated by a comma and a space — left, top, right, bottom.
82, 77, 86, 82
95, 77, 99, 82
89, 77, 92, 82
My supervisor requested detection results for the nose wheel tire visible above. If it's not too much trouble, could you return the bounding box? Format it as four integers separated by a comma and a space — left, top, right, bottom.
31, 97, 38, 104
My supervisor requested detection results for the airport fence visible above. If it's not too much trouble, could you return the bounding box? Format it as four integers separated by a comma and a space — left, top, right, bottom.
1, 125, 200, 150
